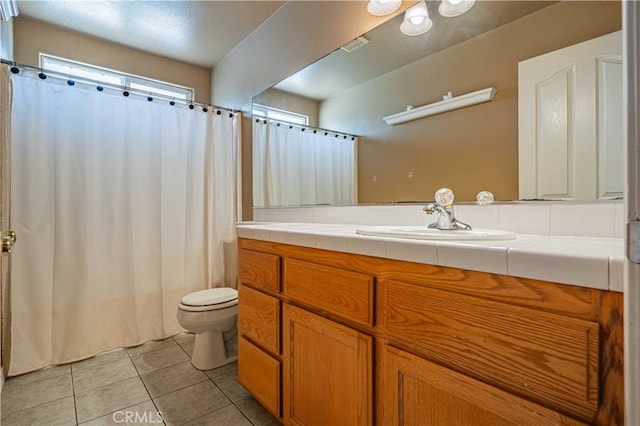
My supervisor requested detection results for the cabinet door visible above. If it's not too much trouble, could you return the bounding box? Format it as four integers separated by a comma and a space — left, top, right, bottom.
283, 304, 372, 426
519, 31, 622, 200
377, 344, 586, 426
379, 279, 599, 420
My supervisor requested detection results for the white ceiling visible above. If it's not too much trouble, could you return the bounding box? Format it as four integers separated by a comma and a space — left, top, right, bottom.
16, 0, 286, 68
15, 0, 556, 101
275, 1, 556, 100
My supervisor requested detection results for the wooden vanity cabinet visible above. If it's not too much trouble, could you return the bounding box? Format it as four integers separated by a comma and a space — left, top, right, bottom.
237, 238, 624, 426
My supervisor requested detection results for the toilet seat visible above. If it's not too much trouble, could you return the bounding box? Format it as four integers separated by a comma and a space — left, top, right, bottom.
179, 288, 238, 312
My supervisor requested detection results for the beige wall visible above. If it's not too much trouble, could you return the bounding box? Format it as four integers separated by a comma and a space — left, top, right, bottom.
320, 1, 622, 203
253, 88, 320, 127
241, 115, 254, 221
222, 1, 415, 220
14, 17, 211, 103
211, 1, 415, 112
0, 16, 12, 383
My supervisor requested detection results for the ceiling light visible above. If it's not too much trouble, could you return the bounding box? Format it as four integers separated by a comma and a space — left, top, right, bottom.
400, 1, 432, 36
439, 0, 475, 17
0, 0, 18, 21
367, 0, 401, 16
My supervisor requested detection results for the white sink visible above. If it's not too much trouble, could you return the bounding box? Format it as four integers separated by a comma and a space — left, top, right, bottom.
356, 226, 516, 241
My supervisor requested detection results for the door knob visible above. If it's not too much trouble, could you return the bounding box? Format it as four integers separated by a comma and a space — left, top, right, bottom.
1, 230, 16, 254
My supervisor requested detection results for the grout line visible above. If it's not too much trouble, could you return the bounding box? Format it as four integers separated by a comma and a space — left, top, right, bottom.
175, 343, 192, 358
233, 396, 259, 426
207, 372, 258, 425
2, 336, 269, 426
179, 401, 236, 426
70, 364, 79, 425
2, 365, 71, 388
147, 375, 210, 399
155, 345, 237, 426
71, 349, 129, 373
0, 394, 77, 421
77, 399, 156, 425
126, 338, 185, 358
73, 374, 143, 398
124, 345, 167, 426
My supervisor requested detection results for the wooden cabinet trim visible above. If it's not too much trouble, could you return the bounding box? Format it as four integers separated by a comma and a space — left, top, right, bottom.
240, 238, 596, 320
594, 291, 624, 425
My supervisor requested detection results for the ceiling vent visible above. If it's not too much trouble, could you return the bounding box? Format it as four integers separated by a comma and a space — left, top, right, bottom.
340, 36, 369, 53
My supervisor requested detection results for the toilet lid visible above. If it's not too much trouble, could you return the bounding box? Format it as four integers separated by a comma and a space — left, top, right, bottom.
180, 288, 238, 307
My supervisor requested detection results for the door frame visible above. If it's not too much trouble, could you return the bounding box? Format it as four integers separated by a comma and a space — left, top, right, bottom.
624, 2, 640, 425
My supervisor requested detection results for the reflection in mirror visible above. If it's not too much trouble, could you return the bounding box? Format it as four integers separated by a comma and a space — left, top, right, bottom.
252, 0, 622, 206
252, 117, 358, 207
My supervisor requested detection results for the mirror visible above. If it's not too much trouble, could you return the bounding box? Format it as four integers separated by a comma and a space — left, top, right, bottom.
252, 0, 622, 206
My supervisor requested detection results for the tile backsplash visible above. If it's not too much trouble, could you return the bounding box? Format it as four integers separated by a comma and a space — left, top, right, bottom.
252, 201, 624, 238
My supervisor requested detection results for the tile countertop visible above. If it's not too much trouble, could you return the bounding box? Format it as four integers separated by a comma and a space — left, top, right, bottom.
236, 222, 625, 293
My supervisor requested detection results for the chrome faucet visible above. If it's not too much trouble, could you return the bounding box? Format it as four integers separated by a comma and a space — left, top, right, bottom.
423, 188, 472, 230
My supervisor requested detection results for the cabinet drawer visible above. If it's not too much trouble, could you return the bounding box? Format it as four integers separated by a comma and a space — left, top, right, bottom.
238, 336, 281, 418
283, 258, 374, 327
238, 249, 280, 292
238, 284, 280, 354
380, 279, 599, 421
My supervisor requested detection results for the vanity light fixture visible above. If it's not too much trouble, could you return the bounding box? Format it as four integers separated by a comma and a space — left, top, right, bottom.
366, 0, 401, 16
400, 1, 432, 36
438, 0, 475, 17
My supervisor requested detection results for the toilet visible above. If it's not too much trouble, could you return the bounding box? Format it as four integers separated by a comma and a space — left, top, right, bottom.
176, 287, 238, 370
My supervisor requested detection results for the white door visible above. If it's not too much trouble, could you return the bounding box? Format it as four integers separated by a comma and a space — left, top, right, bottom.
519, 31, 623, 200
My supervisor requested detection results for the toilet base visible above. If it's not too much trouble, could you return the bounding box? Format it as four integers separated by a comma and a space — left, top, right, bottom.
191, 330, 237, 370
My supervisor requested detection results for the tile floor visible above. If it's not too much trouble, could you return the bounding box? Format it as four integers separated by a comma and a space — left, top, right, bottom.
0, 334, 281, 426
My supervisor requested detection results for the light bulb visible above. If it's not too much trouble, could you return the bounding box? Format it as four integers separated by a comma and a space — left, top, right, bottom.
439, 0, 475, 17
400, 1, 432, 36
367, 0, 401, 16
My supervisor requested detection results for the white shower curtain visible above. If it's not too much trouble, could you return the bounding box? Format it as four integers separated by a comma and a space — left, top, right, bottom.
253, 120, 357, 206
8, 71, 238, 376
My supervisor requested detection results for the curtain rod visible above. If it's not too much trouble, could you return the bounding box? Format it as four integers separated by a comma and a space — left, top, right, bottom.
1, 58, 238, 114
254, 117, 358, 140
